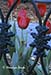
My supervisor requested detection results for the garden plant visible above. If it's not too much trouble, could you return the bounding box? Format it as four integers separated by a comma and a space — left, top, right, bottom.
0, 0, 51, 75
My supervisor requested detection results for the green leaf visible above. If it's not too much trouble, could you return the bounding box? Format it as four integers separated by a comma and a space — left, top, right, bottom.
23, 47, 33, 63
0, 58, 10, 75
47, 51, 51, 65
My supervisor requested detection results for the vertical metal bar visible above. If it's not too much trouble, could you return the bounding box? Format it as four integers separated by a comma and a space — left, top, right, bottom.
27, 56, 39, 75
43, 8, 51, 25
0, 8, 4, 22
31, 0, 42, 25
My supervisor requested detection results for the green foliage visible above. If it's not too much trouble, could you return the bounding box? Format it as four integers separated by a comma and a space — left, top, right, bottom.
0, 58, 10, 75
0, 21, 51, 75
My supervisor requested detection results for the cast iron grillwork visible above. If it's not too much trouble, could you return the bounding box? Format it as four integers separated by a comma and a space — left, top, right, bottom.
0, 0, 18, 75
27, 0, 51, 75
0, 0, 51, 75
0, 22, 15, 58
28, 25, 51, 75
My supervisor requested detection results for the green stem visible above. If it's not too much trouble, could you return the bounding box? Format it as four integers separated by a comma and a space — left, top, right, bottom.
21, 29, 24, 42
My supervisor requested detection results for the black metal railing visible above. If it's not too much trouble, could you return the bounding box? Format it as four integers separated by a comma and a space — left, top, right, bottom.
27, 0, 51, 75
0, 0, 51, 75
0, 0, 18, 75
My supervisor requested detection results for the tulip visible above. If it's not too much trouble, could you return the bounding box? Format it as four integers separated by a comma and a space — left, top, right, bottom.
7, 0, 20, 8
46, 20, 51, 34
17, 8, 30, 29
18, 8, 27, 17
7, 0, 14, 8
37, 3, 46, 17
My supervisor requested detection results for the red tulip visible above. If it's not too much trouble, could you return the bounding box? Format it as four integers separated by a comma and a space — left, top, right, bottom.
17, 0, 21, 5
7, 0, 14, 8
46, 21, 51, 34
37, 3, 46, 17
18, 8, 27, 17
7, 0, 20, 8
17, 16, 30, 29
17, 8, 30, 29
